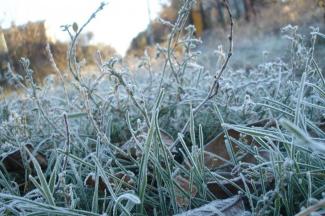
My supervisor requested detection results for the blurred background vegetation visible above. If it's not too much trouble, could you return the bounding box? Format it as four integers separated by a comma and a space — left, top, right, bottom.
0, 0, 324, 89
128, 0, 324, 67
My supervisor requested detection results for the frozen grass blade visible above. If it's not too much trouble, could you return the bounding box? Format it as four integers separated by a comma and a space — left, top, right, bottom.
154, 114, 178, 213
137, 90, 164, 213
0, 193, 100, 216
189, 103, 196, 147
281, 119, 325, 152
24, 146, 55, 206
48, 154, 61, 193
114, 193, 140, 216
0, 170, 18, 195
294, 72, 306, 126
213, 103, 237, 164
91, 169, 99, 213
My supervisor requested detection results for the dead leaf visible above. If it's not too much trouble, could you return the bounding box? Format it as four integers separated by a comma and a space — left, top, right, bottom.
207, 174, 274, 199
175, 175, 198, 208
84, 171, 134, 192
207, 177, 253, 199
160, 129, 174, 146
204, 129, 244, 169
203, 119, 274, 170
84, 173, 107, 192
1, 144, 47, 174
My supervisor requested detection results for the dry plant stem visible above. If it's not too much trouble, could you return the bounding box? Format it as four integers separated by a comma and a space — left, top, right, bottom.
35, 92, 64, 136
20, 59, 65, 137
63, 3, 106, 108
164, 0, 194, 86
82, 87, 134, 161
64, 1, 150, 137
45, 43, 69, 105
158, 53, 169, 92
295, 199, 325, 216
67, 2, 106, 81
169, 0, 233, 151
62, 114, 70, 173
54, 114, 71, 193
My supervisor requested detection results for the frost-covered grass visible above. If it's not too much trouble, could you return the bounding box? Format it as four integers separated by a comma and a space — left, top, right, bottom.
0, 1, 325, 215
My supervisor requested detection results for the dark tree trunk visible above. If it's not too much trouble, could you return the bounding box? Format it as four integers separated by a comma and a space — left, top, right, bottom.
243, 0, 256, 21
216, 0, 225, 28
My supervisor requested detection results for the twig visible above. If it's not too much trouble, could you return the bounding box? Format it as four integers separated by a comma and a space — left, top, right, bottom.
169, 0, 233, 150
